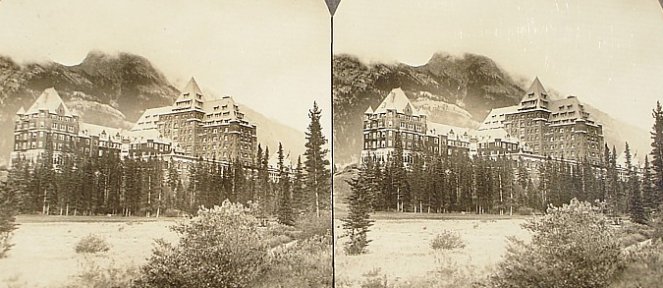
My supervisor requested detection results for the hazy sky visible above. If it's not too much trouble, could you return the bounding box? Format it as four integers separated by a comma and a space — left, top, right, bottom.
0, 0, 331, 137
335, 0, 663, 131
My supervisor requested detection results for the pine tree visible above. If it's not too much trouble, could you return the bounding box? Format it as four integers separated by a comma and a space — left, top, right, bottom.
8, 157, 30, 213
342, 161, 374, 255
626, 142, 646, 224
651, 101, 663, 210
276, 143, 294, 225
642, 156, 655, 212
232, 157, 246, 204
610, 145, 625, 214
167, 157, 180, 210
39, 134, 57, 215
0, 182, 19, 258
391, 131, 406, 212
258, 146, 272, 215
291, 156, 305, 214
303, 102, 330, 217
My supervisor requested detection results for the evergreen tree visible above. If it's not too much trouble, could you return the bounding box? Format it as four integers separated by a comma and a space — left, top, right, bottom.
232, 157, 246, 204
610, 146, 624, 214
391, 131, 407, 212
291, 156, 305, 214
342, 161, 374, 255
276, 143, 294, 225
409, 154, 425, 213
651, 101, 663, 209
303, 102, 330, 217
0, 182, 19, 258
626, 142, 646, 224
642, 156, 656, 212
8, 157, 31, 213
167, 158, 180, 210
39, 134, 57, 215
258, 146, 272, 215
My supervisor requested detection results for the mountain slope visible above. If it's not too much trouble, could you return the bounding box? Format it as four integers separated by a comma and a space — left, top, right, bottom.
333, 52, 650, 165
0, 52, 306, 166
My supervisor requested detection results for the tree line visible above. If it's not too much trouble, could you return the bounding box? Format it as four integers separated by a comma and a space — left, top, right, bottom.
343, 100, 663, 254
352, 101, 663, 221
4, 102, 331, 225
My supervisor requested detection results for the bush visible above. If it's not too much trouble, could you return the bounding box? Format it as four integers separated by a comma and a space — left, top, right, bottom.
0, 184, 18, 258
295, 210, 332, 240
132, 200, 269, 288
254, 235, 333, 288
162, 208, 183, 218
488, 199, 623, 288
62, 257, 138, 288
75, 234, 110, 254
515, 206, 534, 216
611, 241, 663, 288
430, 230, 465, 250
360, 268, 392, 288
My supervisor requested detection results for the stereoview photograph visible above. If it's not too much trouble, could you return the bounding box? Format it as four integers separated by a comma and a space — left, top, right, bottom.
333, 0, 663, 287
0, 1, 332, 287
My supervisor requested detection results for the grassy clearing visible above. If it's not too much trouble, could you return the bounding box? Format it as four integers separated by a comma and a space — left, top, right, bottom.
334, 217, 530, 287
0, 218, 178, 287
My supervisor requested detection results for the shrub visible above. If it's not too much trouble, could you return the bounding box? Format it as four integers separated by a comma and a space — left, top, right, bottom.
75, 234, 110, 254
0, 184, 18, 258
515, 206, 534, 216
162, 208, 183, 218
652, 213, 663, 242
359, 268, 391, 288
295, 210, 332, 240
612, 241, 663, 288
132, 200, 269, 288
254, 235, 333, 288
430, 230, 465, 250
404, 256, 483, 288
62, 257, 138, 288
488, 199, 623, 288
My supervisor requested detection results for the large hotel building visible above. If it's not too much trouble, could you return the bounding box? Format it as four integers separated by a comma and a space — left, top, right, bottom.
11, 78, 257, 167
361, 78, 604, 166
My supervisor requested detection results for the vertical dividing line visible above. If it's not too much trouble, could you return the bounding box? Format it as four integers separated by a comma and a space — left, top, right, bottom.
330, 13, 336, 288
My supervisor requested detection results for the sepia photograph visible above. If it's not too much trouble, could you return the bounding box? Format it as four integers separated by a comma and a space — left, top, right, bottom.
0, 0, 332, 287
333, 0, 663, 287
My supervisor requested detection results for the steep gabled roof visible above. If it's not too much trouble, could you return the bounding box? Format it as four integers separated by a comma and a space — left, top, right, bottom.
173, 77, 206, 110
182, 77, 203, 96
548, 96, 598, 125
203, 95, 245, 123
364, 106, 374, 114
479, 106, 518, 130
374, 88, 421, 115
16, 106, 25, 115
519, 77, 550, 110
132, 106, 172, 131
26, 88, 73, 116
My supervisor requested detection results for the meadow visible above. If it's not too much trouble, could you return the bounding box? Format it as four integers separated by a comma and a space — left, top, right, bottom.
0, 216, 179, 287
334, 216, 531, 287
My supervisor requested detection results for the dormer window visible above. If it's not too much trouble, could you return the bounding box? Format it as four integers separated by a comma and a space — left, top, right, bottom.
183, 93, 190, 98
